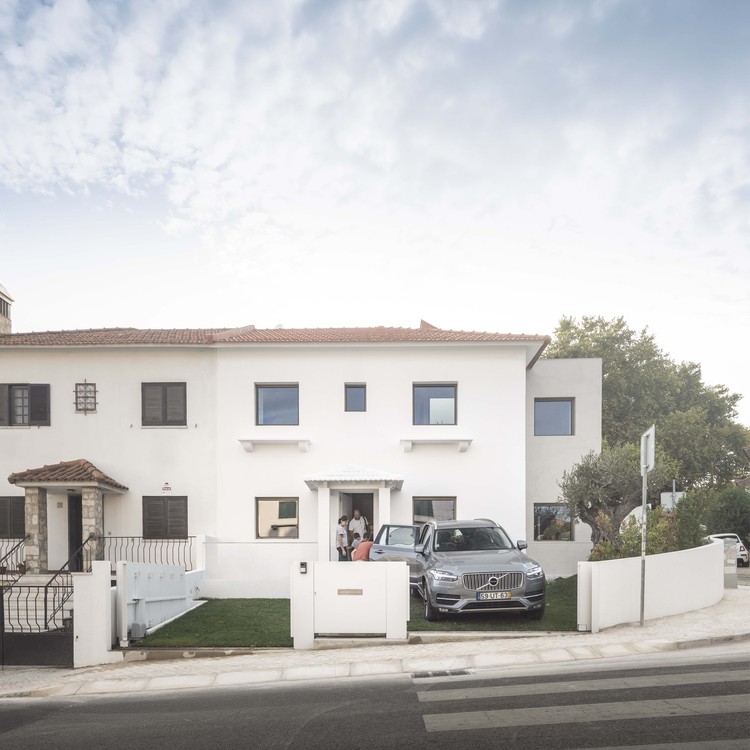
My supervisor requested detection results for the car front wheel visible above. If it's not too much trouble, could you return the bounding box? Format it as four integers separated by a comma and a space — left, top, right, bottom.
527, 603, 545, 621
423, 583, 441, 622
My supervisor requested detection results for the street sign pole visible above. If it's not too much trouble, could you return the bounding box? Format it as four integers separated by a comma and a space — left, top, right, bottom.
640, 425, 655, 627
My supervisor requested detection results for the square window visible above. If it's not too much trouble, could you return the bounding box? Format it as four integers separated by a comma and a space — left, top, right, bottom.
413, 384, 456, 425
256, 498, 299, 538
534, 398, 574, 436
413, 497, 456, 525
142, 383, 187, 426
256, 385, 299, 425
533, 504, 574, 541
142, 496, 188, 538
0, 496, 25, 538
75, 382, 97, 413
0, 384, 50, 426
345, 384, 366, 412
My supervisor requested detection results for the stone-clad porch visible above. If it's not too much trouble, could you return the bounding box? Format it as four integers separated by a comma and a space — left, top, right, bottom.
7, 459, 128, 574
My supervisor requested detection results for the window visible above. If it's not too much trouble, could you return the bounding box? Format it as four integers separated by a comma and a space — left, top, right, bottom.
142, 496, 188, 538
75, 382, 97, 413
256, 384, 299, 425
533, 504, 574, 541
534, 398, 574, 436
413, 497, 457, 525
142, 383, 187, 426
256, 498, 299, 538
0, 384, 50, 426
344, 384, 366, 412
0, 497, 25, 538
413, 384, 456, 425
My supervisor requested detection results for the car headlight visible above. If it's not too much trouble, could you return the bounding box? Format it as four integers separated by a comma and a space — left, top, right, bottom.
526, 565, 544, 579
429, 569, 459, 582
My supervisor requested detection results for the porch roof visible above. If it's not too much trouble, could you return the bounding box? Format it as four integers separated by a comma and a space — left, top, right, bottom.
304, 464, 404, 491
7, 459, 128, 493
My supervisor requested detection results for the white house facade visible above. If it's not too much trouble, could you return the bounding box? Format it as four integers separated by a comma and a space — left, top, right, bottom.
0, 288, 601, 597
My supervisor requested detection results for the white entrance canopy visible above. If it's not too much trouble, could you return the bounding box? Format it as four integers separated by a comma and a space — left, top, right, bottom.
303, 465, 404, 561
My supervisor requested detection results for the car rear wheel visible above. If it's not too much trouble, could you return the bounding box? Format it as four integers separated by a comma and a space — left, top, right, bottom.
423, 584, 441, 622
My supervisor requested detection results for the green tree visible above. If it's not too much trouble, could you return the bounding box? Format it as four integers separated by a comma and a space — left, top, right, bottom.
559, 444, 676, 549
705, 486, 750, 542
545, 316, 749, 488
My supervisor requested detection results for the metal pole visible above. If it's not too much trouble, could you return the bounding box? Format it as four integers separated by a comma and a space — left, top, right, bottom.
639, 469, 648, 626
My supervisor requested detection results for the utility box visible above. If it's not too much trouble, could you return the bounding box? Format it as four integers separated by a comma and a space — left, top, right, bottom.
723, 539, 738, 589
290, 561, 409, 649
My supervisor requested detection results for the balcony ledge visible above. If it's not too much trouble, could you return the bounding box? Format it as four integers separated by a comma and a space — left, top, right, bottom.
400, 438, 472, 453
239, 439, 311, 453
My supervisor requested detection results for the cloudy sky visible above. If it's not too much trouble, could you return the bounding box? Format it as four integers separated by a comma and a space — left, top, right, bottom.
1, 0, 748, 423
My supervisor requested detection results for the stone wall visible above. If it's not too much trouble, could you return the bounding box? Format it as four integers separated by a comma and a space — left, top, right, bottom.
23, 487, 48, 573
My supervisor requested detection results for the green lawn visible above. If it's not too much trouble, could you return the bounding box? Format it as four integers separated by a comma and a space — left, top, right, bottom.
135, 576, 577, 648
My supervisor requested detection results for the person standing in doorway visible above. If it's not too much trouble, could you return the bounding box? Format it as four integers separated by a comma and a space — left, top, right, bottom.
336, 516, 350, 561
348, 508, 369, 546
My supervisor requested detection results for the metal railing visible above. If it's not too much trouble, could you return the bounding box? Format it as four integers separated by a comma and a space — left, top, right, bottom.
43, 534, 95, 629
2, 584, 73, 633
102, 536, 195, 571
0, 536, 28, 576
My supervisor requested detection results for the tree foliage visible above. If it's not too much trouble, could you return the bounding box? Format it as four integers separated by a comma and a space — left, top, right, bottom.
559, 444, 676, 548
704, 486, 750, 541
545, 315, 749, 489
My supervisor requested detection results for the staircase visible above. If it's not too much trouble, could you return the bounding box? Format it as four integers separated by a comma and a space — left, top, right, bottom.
1, 574, 74, 633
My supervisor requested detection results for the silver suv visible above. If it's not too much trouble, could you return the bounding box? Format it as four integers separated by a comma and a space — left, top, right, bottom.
370, 519, 545, 621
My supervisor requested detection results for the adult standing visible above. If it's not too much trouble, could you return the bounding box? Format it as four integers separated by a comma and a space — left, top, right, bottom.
348, 508, 369, 545
335, 516, 350, 561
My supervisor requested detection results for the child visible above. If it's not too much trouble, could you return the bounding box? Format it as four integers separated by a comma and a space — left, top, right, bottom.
350, 532, 362, 555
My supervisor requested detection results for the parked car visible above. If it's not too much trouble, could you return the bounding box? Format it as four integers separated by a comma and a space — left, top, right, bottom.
370, 519, 546, 621
708, 533, 749, 567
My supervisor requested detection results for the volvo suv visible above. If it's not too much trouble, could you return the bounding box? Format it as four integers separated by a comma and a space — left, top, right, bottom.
370, 519, 545, 621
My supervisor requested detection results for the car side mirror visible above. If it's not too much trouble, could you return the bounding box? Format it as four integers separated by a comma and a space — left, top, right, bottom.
415, 543, 426, 556
516, 540, 528, 550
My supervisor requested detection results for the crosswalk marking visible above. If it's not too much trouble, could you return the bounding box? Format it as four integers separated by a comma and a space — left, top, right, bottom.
417, 669, 750, 702
423, 694, 750, 732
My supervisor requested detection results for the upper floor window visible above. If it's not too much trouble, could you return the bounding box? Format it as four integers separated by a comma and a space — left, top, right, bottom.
534, 398, 574, 436
533, 503, 574, 541
0, 497, 25, 538
413, 384, 456, 425
256, 497, 299, 539
345, 384, 366, 412
256, 384, 299, 425
0, 384, 50, 426
75, 382, 97, 413
142, 496, 188, 538
142, 383, 187, 426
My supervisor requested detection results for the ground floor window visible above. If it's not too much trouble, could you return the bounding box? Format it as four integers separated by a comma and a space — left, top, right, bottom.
256, 497, 299, 539
533, 503, 574, 541
142, 496, 188, 538
0, 496, 25, 537
413, 497, 456, 525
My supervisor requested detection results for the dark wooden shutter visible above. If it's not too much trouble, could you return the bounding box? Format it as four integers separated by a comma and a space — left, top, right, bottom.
10, 497, 25, 537
29, 384, 50, 425
143, 496, 166, 538
164, 384, 186, 426
142, 384, 164, 426
0, 385, 8, 426
166, 497, 188, 538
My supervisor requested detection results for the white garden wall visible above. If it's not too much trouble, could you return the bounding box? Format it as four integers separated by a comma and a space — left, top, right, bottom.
577, 540, 724, 633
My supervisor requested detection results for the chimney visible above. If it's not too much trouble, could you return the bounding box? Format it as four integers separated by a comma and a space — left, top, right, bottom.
0, 284, 13, 334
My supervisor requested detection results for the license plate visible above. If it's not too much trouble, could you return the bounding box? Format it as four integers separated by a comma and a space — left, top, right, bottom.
477, 591, 511, 601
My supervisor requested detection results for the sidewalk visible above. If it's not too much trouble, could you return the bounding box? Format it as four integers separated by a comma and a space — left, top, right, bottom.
2, 587, 749, 699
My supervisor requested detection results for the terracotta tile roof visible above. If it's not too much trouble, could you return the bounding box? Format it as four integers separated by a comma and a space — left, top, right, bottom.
0, 324, 550, 347
0, 327, 230, 346
209, 327, 550, 344
8, 459, 128, 492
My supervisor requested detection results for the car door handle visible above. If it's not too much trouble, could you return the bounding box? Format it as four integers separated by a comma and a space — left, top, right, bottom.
372, 549, 384, 554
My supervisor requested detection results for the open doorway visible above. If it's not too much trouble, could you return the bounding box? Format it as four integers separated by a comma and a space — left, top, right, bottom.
339, 492, 374, 544
67, 493, 83, 572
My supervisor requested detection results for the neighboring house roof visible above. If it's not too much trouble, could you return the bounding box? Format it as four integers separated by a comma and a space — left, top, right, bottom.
7, 459, 128, 492
0, 327, 230, 346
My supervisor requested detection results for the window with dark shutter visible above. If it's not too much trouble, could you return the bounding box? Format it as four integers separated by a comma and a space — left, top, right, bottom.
141, 383, 187, 426
0, 497, 25, 538
0, 384, 50, 426
142, 496, 188, 538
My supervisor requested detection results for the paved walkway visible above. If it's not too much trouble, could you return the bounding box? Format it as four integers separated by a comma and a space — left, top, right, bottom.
2, 587, 749, 699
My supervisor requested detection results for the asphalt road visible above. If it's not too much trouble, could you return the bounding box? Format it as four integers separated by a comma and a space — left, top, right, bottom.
1, 648, 748, 750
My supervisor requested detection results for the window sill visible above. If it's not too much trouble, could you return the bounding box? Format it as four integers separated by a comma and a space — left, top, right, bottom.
239, 439, 311, 452
141, 425, 189, 429
400, 438, 472, 453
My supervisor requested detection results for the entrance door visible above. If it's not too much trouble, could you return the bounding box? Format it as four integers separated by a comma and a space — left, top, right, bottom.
67, 494, 83, 572
339, 493, 374, 545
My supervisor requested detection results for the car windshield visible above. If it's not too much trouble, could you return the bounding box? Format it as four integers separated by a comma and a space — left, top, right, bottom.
434, 526, 513, 552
